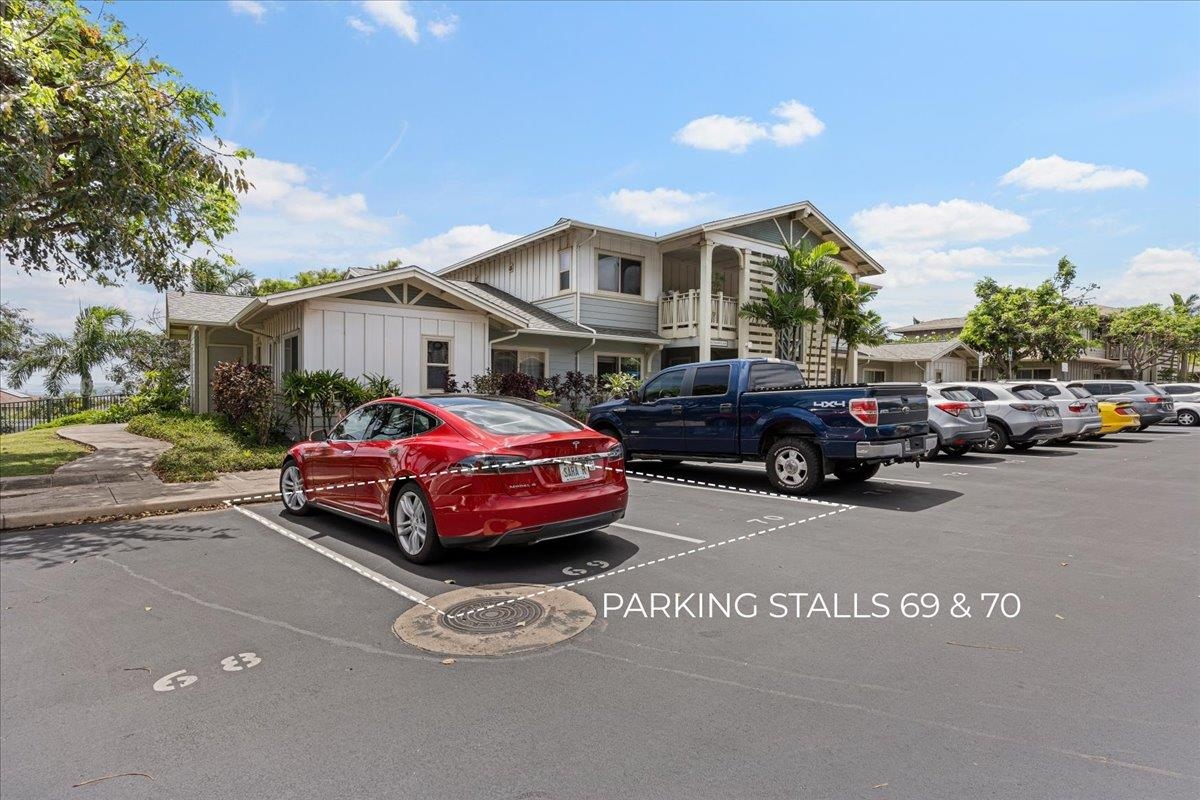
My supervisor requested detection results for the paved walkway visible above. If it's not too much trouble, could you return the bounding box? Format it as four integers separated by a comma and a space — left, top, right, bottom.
0, 424, 276, 530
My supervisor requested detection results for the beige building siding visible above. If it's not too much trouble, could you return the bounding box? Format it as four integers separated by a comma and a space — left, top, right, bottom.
301, 299, 489, 394
446, 232, 573, 301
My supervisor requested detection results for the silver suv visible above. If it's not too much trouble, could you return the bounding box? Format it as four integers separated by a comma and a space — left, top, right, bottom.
1007, 381, 1102, 442
1066, 380, 1176, 430
925, 385, 989, 456
934, 381, 1063, 453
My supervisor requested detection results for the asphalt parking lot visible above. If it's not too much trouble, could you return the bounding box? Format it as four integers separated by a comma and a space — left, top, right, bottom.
2, 427, 1198, 799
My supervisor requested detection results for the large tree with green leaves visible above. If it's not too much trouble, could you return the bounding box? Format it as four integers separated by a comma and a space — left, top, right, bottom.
7, 304, 135, 400
190, 257, 257, 296
1102, 304, 1173, 379
1, 0, 249, 290
0, 302, 34, 380
254, 268, 346, 296
961, 257, 1097, 378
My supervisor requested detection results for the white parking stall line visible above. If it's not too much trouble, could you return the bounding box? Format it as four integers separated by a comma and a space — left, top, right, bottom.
945, 462, 1000, 469
230, 505, 431, 605
627, 472, 856, 509
610, 522, 706, 544
871, 477, 932, 486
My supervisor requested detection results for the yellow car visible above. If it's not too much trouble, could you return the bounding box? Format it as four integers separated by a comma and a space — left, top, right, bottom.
1090, 399, 1141, 437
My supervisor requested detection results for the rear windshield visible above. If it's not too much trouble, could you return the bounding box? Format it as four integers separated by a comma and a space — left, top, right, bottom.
1013, 388, 1046, 401
1066, 386, 1092, 399
424, 396, 583, 434
940, 389, 975, 402
749, 362, 804, 390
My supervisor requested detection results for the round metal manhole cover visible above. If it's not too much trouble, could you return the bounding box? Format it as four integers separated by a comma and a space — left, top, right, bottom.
439, 597, 545, 634
393, 583, 596, 657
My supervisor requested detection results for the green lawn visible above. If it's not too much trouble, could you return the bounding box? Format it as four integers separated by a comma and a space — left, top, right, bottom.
126, 413, 288, 482
0, 428, 92, 478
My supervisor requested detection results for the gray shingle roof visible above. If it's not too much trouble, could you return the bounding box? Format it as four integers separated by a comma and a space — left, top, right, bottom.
859, 339, 971, 362
451, 282, 591, 334
166, 292, 256, 325
891, 316, 967, 334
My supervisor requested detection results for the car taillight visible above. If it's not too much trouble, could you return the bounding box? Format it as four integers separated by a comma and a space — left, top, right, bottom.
1068, 401, 1087, 412
1116, 405, 1136, 416
604, 442, 624, 461
1146, 395, 1163, 404
453, 454, 532, 473
935, 401, 969, 416
849, 397, 878, 426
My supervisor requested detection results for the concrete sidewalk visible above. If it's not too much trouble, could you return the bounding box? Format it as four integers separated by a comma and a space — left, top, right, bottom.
0, 424, 277, 530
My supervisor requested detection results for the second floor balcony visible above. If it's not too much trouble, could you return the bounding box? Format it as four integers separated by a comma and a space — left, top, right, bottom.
659, 290, 740, 340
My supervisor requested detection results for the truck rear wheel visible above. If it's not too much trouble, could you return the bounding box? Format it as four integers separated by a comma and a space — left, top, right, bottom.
833, 462, 881, 483
765, 438, 823, 495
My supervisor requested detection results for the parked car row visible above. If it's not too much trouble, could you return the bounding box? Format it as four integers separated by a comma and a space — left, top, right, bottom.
276, 359, 1195, 564
926, 379, 1186, 455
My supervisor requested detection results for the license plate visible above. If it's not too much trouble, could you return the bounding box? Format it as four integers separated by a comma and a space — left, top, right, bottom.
970, 408, 983, 419
559, 461, 591, 482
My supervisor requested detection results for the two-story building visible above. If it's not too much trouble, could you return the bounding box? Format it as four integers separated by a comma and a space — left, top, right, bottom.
168, 201, 884, 412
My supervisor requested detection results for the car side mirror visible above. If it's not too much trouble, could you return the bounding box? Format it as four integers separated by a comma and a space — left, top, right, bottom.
309, 428, 328, 442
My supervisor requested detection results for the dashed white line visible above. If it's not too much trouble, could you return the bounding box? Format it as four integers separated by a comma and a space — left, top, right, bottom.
610, 522, 705, 544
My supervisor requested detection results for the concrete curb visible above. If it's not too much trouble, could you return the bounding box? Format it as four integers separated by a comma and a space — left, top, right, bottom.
0, 488, 274, 532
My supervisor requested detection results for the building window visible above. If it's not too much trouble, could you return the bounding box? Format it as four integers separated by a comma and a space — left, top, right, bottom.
282, 334, 299, 375
423, 338, 451, 393
492, 348, 547, 379
596, 354, 643, 379
864, 369, 887, 382
1015, 368, 1052, 379
558, 249, 571, 291
597, 254, 642, 296
933, 369, 944, 382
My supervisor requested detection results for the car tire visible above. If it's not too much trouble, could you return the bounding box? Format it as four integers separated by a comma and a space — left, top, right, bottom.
940, 443, 972, 458
1137, 423, 1151, 431
280, 459, 313, 515
977, 422, 1008, 453
1093, 433, 1107, 439
391, 482, 443, 564
765, 437, 824, 495
1176, 409, 1198, 426
833, 462, 881, 483
1010, 442, 1038, 451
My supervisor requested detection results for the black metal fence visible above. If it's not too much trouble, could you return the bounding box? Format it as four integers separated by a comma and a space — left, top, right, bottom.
0, 393, 130, 433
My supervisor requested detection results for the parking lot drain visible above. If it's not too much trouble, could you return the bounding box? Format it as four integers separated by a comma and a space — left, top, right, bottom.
394, 583, 595, 657
439, 597, 545, 634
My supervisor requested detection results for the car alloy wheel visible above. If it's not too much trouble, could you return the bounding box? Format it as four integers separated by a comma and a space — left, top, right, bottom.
765, 437, 823, 495
280, 462, 311, 515
391, 484, 443, 564
978, 422, 1007, 453
1177, 409, 1198, 426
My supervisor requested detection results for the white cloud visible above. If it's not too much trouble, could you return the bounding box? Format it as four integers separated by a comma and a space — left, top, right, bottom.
375, 225, 519, 270
1000, 155, 1149, 192
674, 100, 824, 153
1101, 248, 1200, 305
871, 245, 1056, 288
228, 0, 267, 21
239, 155, 387, 233
851, 199, 1030, 247
355, 1, 419, 42
603, 188, 718, 228
428, 14, 459, 39
767, 100, 825, 146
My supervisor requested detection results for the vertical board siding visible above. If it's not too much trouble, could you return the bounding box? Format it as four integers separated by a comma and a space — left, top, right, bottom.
442, 234, 571, 301
300, 299, 487, 394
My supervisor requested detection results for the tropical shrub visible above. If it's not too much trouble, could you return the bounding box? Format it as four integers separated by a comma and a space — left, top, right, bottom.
361, 372, 401, 399
602, 372, 642, 401
210, 361, 274, 444
558, 371, 601, 416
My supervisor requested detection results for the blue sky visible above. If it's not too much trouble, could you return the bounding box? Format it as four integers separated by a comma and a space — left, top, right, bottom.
3, 0, 1199, 390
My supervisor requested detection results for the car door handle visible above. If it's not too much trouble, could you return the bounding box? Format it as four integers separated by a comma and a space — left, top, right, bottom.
671, 404, 683, 415
719, 402, 733, 413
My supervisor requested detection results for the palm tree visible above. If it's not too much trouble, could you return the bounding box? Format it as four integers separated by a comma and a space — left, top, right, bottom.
740, 238, 843, 368
190, 258, 258, 296
8, 306, 136, 404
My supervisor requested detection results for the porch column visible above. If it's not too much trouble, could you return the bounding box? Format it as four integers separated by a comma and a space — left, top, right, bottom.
847, 344, 858, 382
698, 239, 714, 362
737, 248, 751, 356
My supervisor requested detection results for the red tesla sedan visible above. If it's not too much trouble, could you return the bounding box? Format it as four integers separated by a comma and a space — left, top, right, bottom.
279, 395, 628, 563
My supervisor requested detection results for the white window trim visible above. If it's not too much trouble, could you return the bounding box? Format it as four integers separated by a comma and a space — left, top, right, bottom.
595, 352, 645, 378
596, 251, 644, 297
491, 346, 550, 378
421, 335, 453, 394
558, 248, 572, 292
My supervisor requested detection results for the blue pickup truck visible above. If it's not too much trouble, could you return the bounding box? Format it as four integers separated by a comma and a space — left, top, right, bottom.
587, 358, 937, 495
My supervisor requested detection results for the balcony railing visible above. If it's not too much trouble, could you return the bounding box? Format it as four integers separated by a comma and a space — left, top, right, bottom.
659, 290, 739, 340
